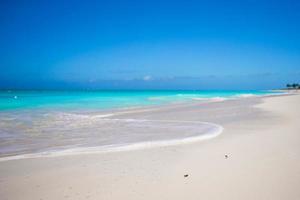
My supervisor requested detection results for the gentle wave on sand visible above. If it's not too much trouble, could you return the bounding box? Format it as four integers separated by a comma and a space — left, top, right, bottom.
0, 116, 223, 161
0, 90, 282, 161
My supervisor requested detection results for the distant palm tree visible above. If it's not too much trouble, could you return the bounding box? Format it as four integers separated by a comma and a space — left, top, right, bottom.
292, 83, 299, 89
286, 83, 299, 89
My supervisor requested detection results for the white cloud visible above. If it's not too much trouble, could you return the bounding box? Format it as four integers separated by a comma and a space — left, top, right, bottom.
143, 75, 152, 81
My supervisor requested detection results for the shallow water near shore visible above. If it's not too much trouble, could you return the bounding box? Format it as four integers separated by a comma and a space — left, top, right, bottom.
0, 90, 279, 158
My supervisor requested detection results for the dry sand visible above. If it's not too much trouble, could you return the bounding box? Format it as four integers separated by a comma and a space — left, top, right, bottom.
0, 94, 300, 200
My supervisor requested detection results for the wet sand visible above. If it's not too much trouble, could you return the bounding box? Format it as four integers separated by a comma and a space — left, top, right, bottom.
0, 94, 300, 200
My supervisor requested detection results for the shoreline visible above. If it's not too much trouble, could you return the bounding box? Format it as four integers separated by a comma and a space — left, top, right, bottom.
0, 92, 291, 161
0, 92, 287, 160
0, 120, 223, 162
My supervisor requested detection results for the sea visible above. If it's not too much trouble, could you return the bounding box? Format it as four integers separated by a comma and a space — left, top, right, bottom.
0, 90, 277, 111
0, 90, 280, 160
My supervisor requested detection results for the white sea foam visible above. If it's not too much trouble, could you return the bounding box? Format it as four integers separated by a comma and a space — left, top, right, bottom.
191, 97, 206, 101
210, 97, 227, 102
0, 119, 223, 162
235, 94, 257, 98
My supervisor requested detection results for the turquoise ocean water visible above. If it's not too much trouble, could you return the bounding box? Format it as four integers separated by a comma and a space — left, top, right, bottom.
0, 90, 278, 111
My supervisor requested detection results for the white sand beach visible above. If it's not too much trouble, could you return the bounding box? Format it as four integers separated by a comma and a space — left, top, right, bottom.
0, 93, 300, 200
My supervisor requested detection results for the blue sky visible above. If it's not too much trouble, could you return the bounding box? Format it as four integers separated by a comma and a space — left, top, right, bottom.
0, 0, 299, 89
